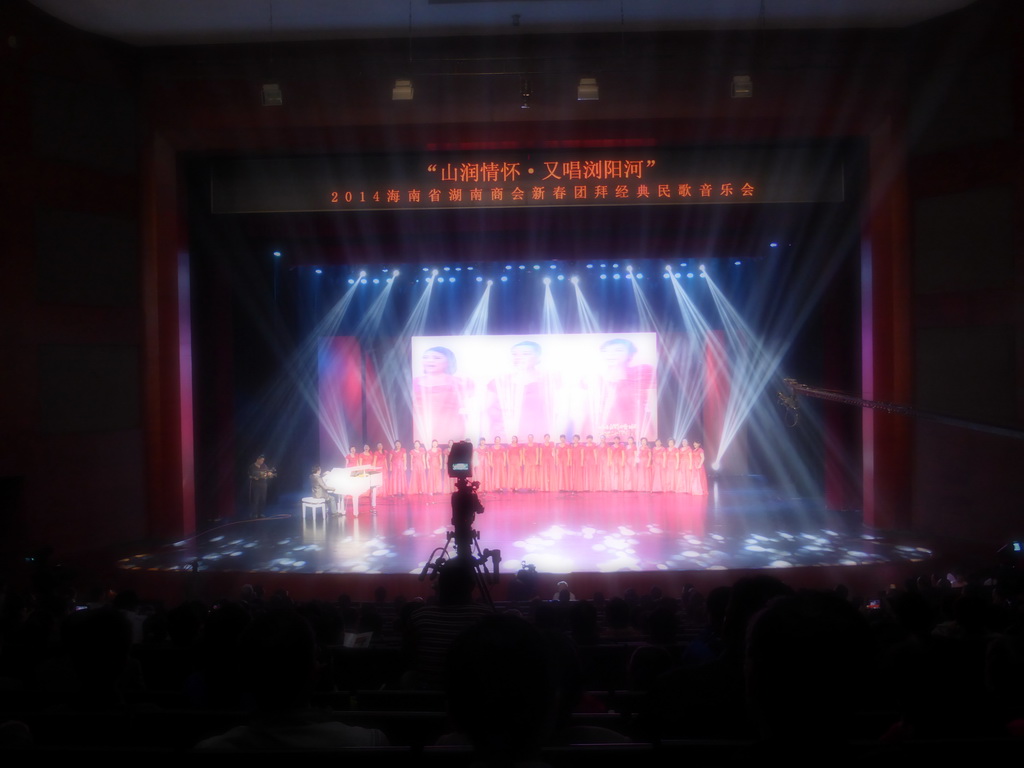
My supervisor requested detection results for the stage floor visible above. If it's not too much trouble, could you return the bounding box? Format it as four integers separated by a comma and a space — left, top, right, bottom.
118, 476, 933, 576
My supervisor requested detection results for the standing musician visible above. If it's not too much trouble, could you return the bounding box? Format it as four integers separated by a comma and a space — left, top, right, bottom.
248, 454, 276, 518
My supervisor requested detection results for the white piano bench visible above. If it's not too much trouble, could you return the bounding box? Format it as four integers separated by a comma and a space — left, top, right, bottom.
301, 497, 328, 521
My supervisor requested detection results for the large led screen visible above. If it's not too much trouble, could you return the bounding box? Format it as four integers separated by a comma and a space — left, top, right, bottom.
410, 333, 657, 444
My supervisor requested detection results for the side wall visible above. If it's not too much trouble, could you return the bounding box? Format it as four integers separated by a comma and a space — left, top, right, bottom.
0, 3, 145, 559
908, 1, 1024, 545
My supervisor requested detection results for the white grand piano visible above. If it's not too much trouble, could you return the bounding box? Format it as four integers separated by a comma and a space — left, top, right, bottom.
323, 465, 383, 517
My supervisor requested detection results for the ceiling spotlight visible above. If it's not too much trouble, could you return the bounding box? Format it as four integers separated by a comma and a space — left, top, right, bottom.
359, 270, 367, 277
476, 276, 483, 282
443, 266, 451, 271
487, 279, 493, 285
543, 277, 551, 285
272, 250, 281, 257
577, 77, 599, 101
557, 275, 565, 281
520, 77, 531, 109
698, 264, 706, 272
570, 276, 579, 284
373, 278, 380, 284
393, 269, 400, 276
261, 83, 283, 107
731, 74, 753, 99
625, 265, 633, 272
432, 269, 439, 276
686, 273, 694, 279
392, 78, 414, 101
314, 268, 322, 274
501, 276, 508, 282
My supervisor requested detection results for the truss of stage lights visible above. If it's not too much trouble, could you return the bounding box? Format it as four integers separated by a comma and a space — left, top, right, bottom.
278, 243, 780, 284
293, 255, 776, 286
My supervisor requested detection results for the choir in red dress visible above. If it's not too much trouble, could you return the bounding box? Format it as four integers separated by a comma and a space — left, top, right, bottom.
338, 423, 708, 498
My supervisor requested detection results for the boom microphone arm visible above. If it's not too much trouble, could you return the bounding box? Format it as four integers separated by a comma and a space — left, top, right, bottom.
779, 378, 1024, 441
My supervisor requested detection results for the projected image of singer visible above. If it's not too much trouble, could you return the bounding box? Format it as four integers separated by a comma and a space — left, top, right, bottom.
412, 346, 472, 444
484, 340, 555, 439
583, 338, 655, 441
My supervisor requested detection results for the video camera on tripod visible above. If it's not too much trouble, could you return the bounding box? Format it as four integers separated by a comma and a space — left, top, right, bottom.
419, 441, 501, 604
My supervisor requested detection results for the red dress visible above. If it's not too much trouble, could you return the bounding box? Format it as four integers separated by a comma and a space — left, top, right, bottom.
372, 450, 388, 496
426, 446, 443, 494
599, 443, 615, 492
390, 448, 408, 495
555, 441, 572, 491
570, 442, 585, 491
652, 446, 667, 491
409, 447, 427, 494
680, 446, 694, 494
506, 442, 524, 490
540, 440, 556, 491
583, 442, 600, 491
523, 441, 541, 490
490, 443, 508, 490
624, 444, 638, 491
666, 446, 680, 492
475, 443, 490, 491
639, 445, 652, 492
691, 447, 708, 496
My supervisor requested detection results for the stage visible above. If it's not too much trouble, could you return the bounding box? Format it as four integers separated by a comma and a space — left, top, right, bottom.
118, 475, 933, 580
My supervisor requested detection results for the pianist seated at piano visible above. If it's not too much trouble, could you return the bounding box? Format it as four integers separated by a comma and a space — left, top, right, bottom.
310, 465, 339, 515
322, 462, 384, 517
